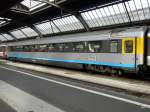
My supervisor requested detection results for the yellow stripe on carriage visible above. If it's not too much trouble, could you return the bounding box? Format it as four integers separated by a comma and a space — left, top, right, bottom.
122, 37, 144, 55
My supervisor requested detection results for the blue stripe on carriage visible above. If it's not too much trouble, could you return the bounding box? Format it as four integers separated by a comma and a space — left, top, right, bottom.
8, 54, 135, 68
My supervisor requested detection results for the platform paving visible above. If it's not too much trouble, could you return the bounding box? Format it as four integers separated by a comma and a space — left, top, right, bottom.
4, 61, 150, 95
0, 99, 16, 112
0, 66, 150, 112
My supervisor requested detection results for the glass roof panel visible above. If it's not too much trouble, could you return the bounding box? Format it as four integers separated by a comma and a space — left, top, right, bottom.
35, 21, 60, 35
2, 33, 14, 40
30, 2, 47, 11
81, 0, 149, 28
124, 0, 150, 21
0, 35, 7, 41
3, 0, 150, 42
81, 0, 150, 28
21, 27, 38, 37
21, 0, 47, 11
53, 15, 84, 32
10, 30, 27, 39
35, 15, 83, 35
0, 17, 11, 26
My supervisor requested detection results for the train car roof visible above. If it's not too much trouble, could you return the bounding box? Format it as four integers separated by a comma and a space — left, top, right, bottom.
4, 26, 147, 46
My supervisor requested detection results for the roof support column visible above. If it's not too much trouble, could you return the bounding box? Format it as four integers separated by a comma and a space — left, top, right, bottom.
75, 13, 90, 32
33, 0, 90, 32
7, 32, 18, 41
123, 2, 132, 24
29, 24, 43, 38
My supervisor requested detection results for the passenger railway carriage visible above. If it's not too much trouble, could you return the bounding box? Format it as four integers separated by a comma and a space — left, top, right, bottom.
0, 45, 7, 59
2, 26, 150, 75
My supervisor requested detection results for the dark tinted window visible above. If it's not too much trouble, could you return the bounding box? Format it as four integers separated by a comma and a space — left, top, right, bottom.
0, 46, 5, 52
88, 41, 102, 53
110, 41, 118, 53
15, 46, 23, 51
58, 43, 64, 52
39, 44, 48, 52
48, 44, 55, 52
125, 40, 133, 53
34, 45, 39, 51
30, 45, 36, 52
73, 42, 85, 52
64, 43, 73, 52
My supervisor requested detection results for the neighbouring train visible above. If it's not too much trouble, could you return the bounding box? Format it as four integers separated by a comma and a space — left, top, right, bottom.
0, 45, 7, 59
1, 26, 150, 76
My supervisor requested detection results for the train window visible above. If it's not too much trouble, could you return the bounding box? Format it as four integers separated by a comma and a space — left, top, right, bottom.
88, 41, 102, 53
73, 42, 85, 52
39, 44, 48, 52
64, 43, 73, 52
34, 45, 39, 51
30, 45, 36, 52
48, 44, 59, 52
48, 44, 55, 52
0, 47, 3, 52
54, 44, 60, 52
9, 46, 14, 51
58, 43, 64, 52
110, 41, 118, 53
125, 40, 133, 53
24, 45, 30, 52
15, 46, 23, 52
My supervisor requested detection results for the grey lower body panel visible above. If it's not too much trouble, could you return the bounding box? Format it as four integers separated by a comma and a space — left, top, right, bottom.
7, 52, 139, 71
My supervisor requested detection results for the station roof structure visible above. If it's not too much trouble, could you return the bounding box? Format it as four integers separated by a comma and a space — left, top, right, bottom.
0, 0, 150, 42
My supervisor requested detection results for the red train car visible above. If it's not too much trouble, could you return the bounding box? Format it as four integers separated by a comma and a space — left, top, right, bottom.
0, 45, 7, 59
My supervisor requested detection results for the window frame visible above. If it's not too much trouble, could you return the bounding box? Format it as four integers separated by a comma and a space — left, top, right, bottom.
110, 40, 119, 53
122, 38, 135, 54
87, 41, 102, 53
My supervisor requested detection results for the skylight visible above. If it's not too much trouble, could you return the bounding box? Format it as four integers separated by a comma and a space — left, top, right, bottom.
0, 35, 7, 41
81, 0, 150, 28
35, 15, 84, 35
53, 16, 84, 32
20, 27, 38, 37
21, 0, 47, 11
2, 33, 14, 40
0, 17, 11, 26
35, 21, 60, 35
10, 30, 27, 39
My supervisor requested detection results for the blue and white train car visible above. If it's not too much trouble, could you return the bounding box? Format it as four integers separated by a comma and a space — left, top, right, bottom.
5, 26, 150, 75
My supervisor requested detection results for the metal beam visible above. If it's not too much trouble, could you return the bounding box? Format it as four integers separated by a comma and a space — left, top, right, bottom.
75, 13, 90, 32
33, 0, 90, 31
1, 17, 43, 39
0, 18, 10, 21
51, 20, 61, 32
6, 32, 18, 40
19, 29, 29, 38
1, 34, 8, 41
123, 2, 132, 24
10, 3, 30, 15
33, 0, 77, 14
28, 24, 43, 38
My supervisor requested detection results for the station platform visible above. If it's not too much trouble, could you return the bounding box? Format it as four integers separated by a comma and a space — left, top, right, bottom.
0, 60, 150, 112
0, 99, 16, 112
4, 60, 150, 95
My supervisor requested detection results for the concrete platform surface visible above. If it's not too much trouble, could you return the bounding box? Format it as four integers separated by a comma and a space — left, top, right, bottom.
0, 66, 150, 112
4, 61, 150, 96
0, 99, 16, 112
0, 79, 64, 112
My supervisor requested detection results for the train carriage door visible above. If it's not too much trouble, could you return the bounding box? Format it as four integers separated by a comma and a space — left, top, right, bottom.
147, 30, 150, 66
122, 38, 136, 69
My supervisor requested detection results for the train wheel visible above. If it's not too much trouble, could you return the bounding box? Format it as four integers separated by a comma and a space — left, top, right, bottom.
110, 69, 117, 76
83, 64, 91, 72
141, 73, 150, 80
